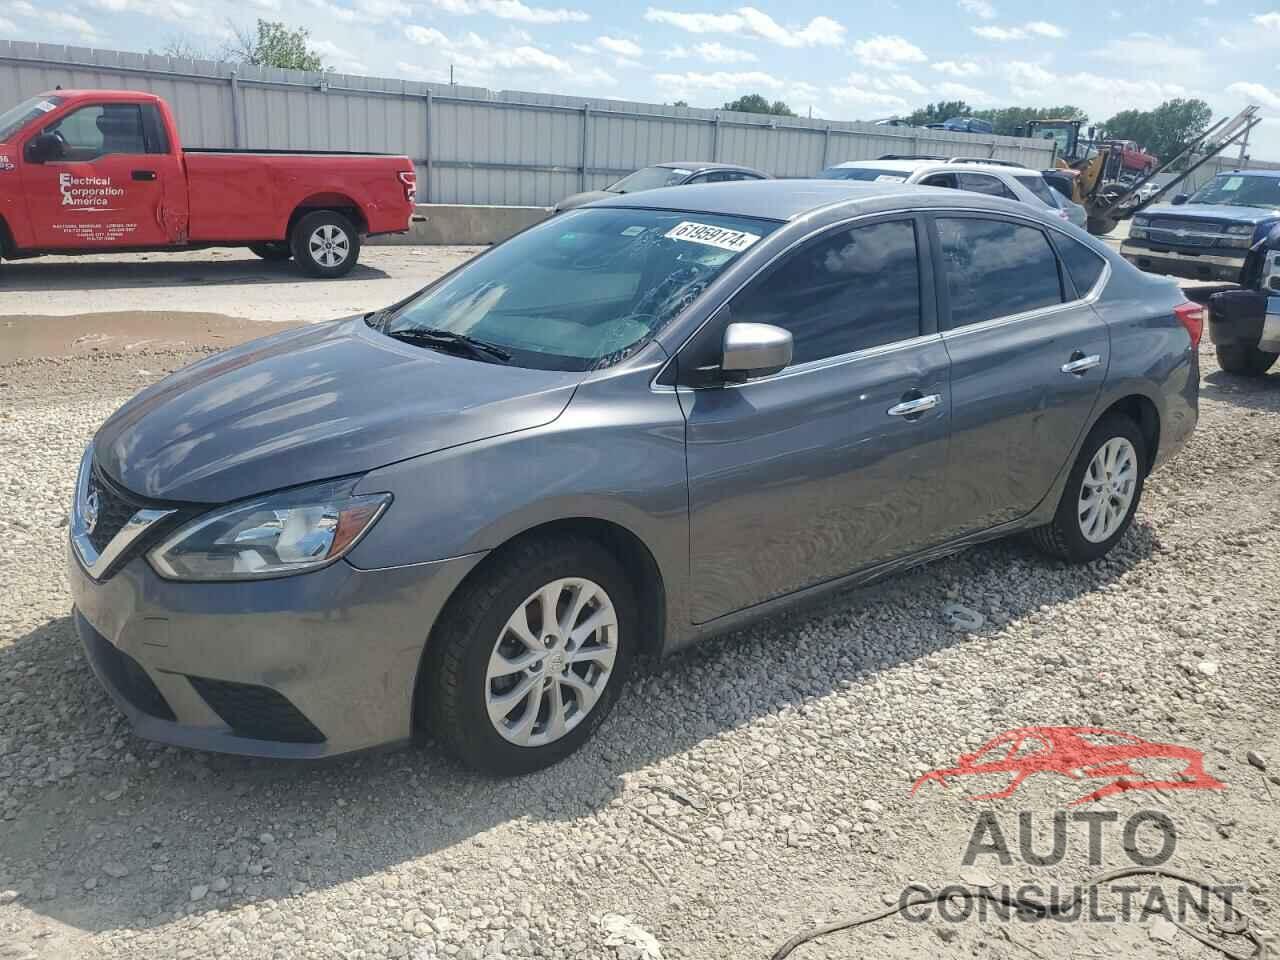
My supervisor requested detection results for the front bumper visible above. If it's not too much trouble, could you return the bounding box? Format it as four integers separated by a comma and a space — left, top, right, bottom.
1120, 242, 1245, 283
69, 541, 484, 758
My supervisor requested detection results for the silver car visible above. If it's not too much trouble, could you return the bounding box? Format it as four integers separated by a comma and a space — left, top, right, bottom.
70, 180, 1200, 774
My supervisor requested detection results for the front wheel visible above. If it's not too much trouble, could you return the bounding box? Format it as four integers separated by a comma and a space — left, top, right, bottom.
423, 536, 636, 775
1030, 414, 1147, 564
290, 210, 361, 278
1217, 344, 1278, 377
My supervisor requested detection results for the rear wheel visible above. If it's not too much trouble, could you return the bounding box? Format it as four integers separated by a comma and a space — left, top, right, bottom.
248, 241, 292, 262
423, 536, 636, 775
290, 210, 361, 278
1216, 344, 1278, 377
1030, 414, 1146, 563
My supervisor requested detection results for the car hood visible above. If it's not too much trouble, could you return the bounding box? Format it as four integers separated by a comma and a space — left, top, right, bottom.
94, 318, 582, 503
1143, 203, 1280, 224
555, 190, 614, 212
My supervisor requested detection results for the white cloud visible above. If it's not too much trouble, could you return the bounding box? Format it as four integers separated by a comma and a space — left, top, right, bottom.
934, 81, 992, 104
1227, 81, 1280, 111
1004, 60, 1187, 113
13, 0, 102, 39
426, 0, 589, 24
1005, 60, 1055, 93
655, 70, 785, 92
404, 25, 573, 77
972, 20, 1066, 41
0, 16, 14, 33
1025, 20, 1065, 38
660, 42, 758, 64
852, 34, 927, 68
1254, 11, 1280, 28
932, 60, 983, 77
596, 35, 642, 57
1092, 34, 1205, 74
644, 6, 845, 47
827, 75, 909, 111
890, 73, 928, 95
958, 0, 995, 18
309, 38, 369, 73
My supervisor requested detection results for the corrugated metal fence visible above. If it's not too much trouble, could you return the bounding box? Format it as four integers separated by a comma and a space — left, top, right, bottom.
0, 40, 1064, 206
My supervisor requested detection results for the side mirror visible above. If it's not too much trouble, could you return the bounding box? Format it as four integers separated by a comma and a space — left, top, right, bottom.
1171, 194, 1189, 206
721, 322, 792, 381
24, 132, 62, 164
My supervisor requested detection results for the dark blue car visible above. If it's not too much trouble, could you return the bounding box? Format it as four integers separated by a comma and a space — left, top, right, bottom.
1122, 170, 1280, 284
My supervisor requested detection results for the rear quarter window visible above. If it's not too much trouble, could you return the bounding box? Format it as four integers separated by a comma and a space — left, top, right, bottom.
1055, 235, 1108, 297
1015, 175, 1059, 208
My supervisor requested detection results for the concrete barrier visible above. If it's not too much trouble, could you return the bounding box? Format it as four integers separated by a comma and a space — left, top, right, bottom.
371, 204, 552, 246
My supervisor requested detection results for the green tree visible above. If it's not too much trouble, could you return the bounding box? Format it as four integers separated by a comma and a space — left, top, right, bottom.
227, 20, 326, 71
1104, 98, 1212, 162
904, 100, 972, 127
672, 99, 689, 108
722, 93, 796, 117
972, 105, 1087, 136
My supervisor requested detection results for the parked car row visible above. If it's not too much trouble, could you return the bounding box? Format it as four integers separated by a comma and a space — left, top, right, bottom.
556, 155, 1089, 233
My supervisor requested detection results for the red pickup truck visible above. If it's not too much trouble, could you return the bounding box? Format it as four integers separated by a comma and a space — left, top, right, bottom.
1103, 139, 1158, 176
0, 90, 416, 277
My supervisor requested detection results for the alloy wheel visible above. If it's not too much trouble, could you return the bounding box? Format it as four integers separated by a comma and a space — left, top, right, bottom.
1078, 437, 1137, 543
485, 577, 618, 747
308, 225, 350, 268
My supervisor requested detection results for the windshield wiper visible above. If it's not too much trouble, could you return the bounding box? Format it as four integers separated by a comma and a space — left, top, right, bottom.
384, 328, 513, 363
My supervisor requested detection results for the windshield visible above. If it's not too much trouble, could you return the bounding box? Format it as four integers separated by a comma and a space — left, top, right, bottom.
0, 95, 65, 143
381, 207, 778, 371
1189, 173, 1280, 210
1035, 126, 1073, 158
819, 167, 908, 183
606, 165, 692, 193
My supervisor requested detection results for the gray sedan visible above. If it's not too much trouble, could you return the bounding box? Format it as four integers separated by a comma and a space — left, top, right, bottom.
553, 161, 769, 213
69, 180, 1200, 774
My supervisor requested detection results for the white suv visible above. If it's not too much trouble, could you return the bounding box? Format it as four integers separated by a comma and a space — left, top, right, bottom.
820, 157, 1074, 225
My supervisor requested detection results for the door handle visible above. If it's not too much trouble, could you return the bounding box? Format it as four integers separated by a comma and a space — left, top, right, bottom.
1061, 353, 1102, 375
887, 393, 942, 417
131, 170, 157, 181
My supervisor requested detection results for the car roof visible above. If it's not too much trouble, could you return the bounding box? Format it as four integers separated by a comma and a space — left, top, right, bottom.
589, 177, 1039, 222
1212, 169, 1280, 178
655, 161, 766, 174
38, 89, 162, 103
832, 158, 1040, 177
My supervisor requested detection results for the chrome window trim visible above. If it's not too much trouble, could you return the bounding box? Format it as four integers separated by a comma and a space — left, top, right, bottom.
652, 204, 1112, 391
70, 445, 175, 581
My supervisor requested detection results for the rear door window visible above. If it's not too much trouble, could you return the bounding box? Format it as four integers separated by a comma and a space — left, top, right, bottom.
1054, 235, 1108, 297
935, 217, 1064, 328
956, 173, 1018, 201
1015, 174, 1060, 208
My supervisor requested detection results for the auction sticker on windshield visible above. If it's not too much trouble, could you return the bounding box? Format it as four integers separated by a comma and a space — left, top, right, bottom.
664, 221, 761, 253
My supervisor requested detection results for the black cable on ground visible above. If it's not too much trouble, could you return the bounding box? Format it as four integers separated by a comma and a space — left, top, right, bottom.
770, 866, 1265, 960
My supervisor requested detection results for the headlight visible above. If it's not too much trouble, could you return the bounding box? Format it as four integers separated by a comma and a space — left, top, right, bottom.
1225, 224, 1254, 236
1130, 227, 1148, 239
1219, 236, 1252, 249
148, 478, 391, 581
1132, 216, 1150, 228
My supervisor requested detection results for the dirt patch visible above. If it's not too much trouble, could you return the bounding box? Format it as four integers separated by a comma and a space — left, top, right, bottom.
0, 311, 302, 361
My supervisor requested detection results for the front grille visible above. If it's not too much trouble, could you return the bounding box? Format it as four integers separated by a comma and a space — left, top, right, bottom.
85, 468, 140, 554
187, 676, 326, 744
78, 614, 176, 721
1147, 218, 1226, 249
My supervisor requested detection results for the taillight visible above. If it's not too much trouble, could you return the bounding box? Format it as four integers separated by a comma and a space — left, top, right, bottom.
398, 170, 417, 203
1174, 301, 1204, 349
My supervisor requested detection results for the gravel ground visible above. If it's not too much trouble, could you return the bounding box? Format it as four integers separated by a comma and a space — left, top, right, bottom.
1, 279, 1278, 959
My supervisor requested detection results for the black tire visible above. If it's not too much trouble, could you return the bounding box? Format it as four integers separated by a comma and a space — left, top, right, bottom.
1030, 413, 1147, 564
248, 241, 292, 262
1216, 344, 1278, 377
289, 210, 361, 278
423, 535, 637, 776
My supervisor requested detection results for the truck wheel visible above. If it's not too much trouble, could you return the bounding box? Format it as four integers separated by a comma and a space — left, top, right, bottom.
1216, 344, 1279, 377
291, 211, 361, 279
249, 242, 292, 262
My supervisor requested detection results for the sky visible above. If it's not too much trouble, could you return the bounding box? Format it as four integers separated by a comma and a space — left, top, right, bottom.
7, 0, 1280, 156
